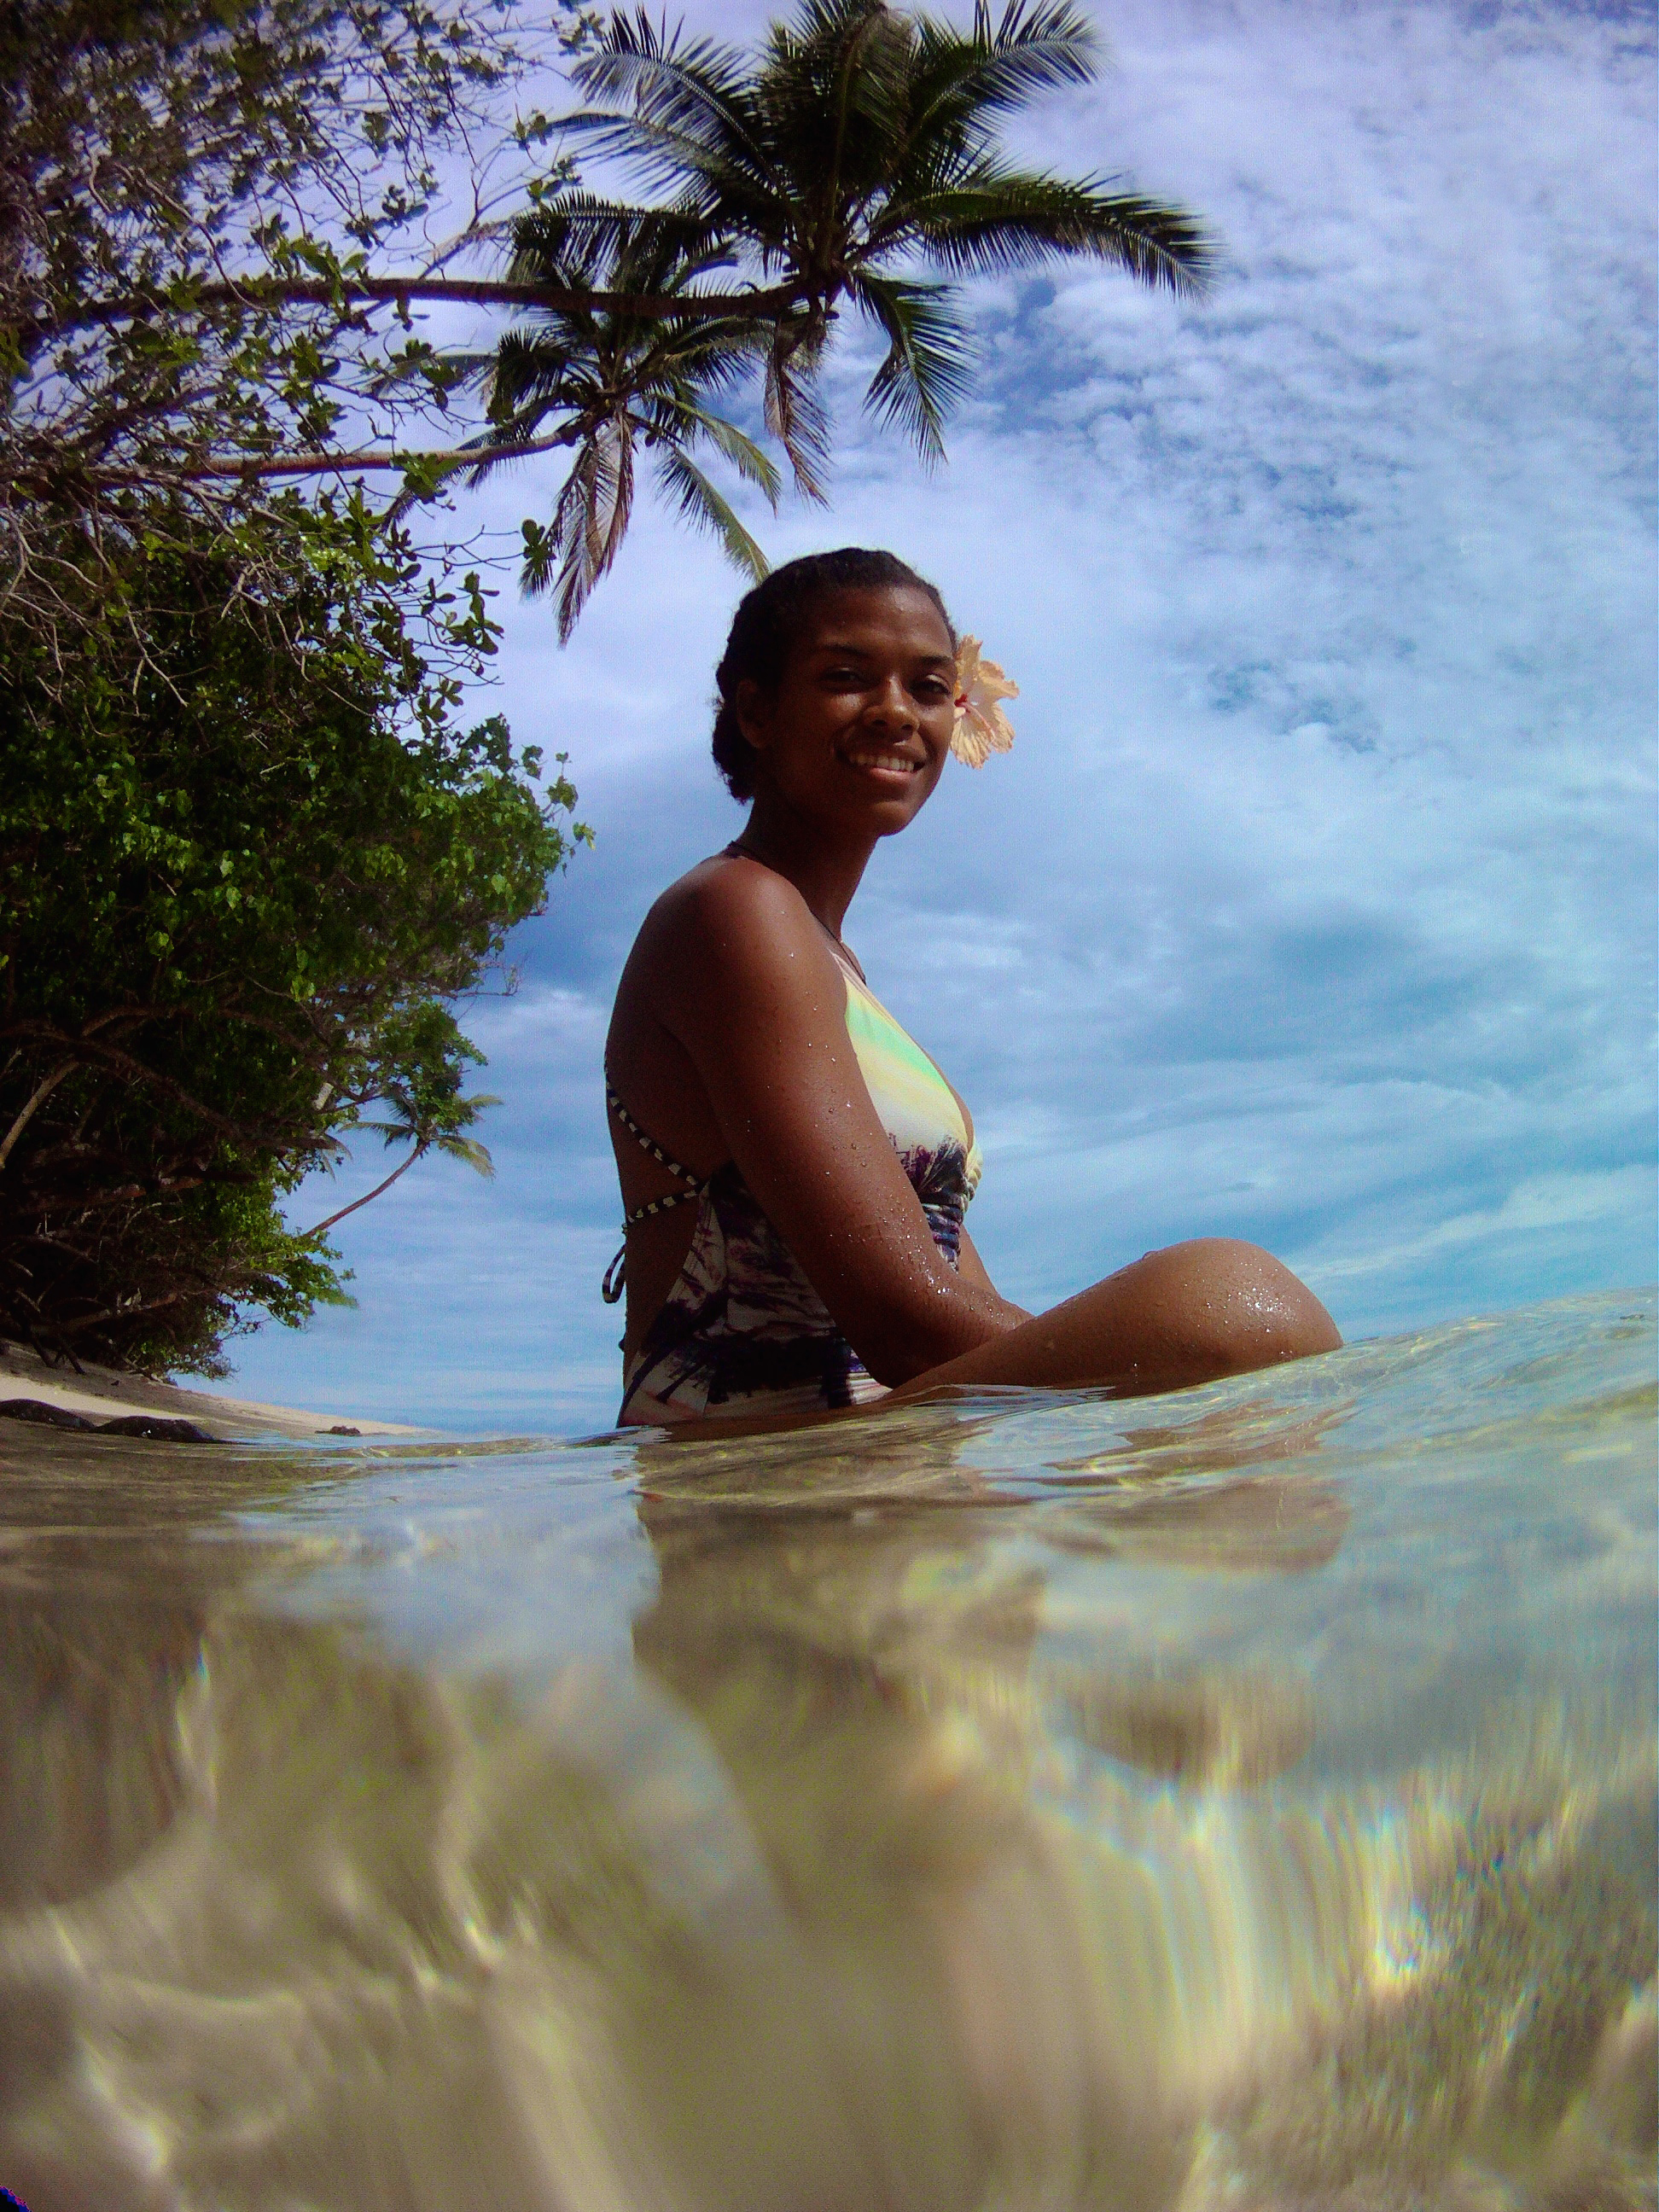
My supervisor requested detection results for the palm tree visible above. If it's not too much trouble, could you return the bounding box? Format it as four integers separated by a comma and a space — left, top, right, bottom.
54, 3, 1214, 637
564, 0, 1215, 481
456, 199, 783, 637
300, 1078, 500, 1243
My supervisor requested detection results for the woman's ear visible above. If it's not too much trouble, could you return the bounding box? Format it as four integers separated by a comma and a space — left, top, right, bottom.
734, 677, 773, 753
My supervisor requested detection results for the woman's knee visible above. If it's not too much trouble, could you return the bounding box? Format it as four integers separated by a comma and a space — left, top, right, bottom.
1129, 1237, 1341, 1372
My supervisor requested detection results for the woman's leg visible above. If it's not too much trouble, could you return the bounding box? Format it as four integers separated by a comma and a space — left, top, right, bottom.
888, 1239, 1341, 1406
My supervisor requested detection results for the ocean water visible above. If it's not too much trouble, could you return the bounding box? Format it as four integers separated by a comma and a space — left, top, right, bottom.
0, 1289, 1653, 2212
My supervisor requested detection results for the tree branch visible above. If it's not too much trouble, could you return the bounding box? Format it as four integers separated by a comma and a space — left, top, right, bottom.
31, 272, 804, 343
62, 1034, 304, 1152
50, 1283, 221, 1338
155, 431, 578, 482
0, 1008, 172, 1171
0, 1058, 76, 1171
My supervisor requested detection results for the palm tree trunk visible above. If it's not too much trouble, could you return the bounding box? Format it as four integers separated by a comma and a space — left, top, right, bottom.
300, 1144, 428, 1242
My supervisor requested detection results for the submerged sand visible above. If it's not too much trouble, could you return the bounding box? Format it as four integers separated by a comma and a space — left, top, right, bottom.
0, 1291, 1652, 2209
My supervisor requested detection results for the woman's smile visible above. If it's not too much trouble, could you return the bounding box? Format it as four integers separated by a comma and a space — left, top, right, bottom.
837, 737, 927, 781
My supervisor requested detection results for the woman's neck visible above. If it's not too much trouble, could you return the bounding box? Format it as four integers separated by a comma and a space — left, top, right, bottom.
728, 804, 876, 940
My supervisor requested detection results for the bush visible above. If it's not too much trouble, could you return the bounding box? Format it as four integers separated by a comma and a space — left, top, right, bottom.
0, 498, 582, 1372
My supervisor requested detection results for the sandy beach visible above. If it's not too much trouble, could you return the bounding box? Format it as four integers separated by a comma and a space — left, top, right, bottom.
0, 1339, 420, 1440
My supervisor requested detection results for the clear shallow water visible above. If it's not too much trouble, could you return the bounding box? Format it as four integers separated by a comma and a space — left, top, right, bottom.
0, 1291, 1653, 2212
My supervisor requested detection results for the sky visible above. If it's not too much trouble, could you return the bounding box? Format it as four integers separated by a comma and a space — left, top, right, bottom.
221, 0, 1657, 1434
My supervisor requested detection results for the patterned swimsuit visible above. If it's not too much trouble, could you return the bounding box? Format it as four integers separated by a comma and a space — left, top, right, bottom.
607, 947, 981, 1427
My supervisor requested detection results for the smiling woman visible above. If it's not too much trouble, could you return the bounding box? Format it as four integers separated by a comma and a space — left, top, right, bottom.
602, 549, 1341, 1429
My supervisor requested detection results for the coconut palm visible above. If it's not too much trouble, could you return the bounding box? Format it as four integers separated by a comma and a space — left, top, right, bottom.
300, 1075, 499, 1243
564, 0, 1215, 480
457, 198, 783, 637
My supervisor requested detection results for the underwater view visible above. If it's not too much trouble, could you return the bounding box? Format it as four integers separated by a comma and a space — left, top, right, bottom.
1, 1289, 1653, 2212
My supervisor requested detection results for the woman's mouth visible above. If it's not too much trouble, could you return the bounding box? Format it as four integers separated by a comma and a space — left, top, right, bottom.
839, 745, 923, 777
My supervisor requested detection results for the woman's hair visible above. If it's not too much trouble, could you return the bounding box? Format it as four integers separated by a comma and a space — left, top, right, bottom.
712, 548, 955, 801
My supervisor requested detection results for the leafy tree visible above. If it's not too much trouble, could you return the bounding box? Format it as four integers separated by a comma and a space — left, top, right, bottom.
0, 2, 593, 1370
0, 501, 583, 1372
0, 1, 585, 655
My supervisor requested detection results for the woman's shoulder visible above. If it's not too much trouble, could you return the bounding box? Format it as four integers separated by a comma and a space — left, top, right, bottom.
617, 852, 847, 1057
636, 850, 829, 971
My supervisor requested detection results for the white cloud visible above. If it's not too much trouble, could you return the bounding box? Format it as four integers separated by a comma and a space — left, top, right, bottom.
1306, 1164, 1656, 1288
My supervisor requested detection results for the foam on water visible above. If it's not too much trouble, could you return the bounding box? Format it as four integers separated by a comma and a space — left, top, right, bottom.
0, 1291, 1653, 2210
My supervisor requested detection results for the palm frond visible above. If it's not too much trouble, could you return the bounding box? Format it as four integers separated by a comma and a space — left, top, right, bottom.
436, 1133, 496, 1177
570, 14, 784, 207
506, 200, 747, 320
890, 171, 1217, 294
574, 9, 754, 124
556, 108, 783, 232
942, 0, 1101, 105
848, 271, 974, 466
585, 419, 635, 591
756, 0, 914, 201
486, 326, 579, 419
774, 0, 894, 48
655, 446, 771, 581
880, 0, 1100, 191
354, 1117, 415, 1146
551, 452, 607, 639
764, 312, 832, 500
545, 440, 598, 573
654, 400, 783, 503
659, 317, 776, 395
507, 194, 727, 288
526, 422, 634, 640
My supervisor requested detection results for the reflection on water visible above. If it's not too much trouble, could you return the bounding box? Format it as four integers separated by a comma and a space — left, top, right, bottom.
0, 1292, 1652, 2211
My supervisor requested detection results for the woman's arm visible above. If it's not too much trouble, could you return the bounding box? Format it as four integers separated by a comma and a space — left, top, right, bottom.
887, 1239, 1342, 1406
640, 861, 1026, 1385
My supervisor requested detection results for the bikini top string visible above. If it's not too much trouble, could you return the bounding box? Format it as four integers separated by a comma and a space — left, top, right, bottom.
601, 1080, 709, 1304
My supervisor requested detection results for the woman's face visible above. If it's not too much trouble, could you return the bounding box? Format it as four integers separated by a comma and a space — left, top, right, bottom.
737, 585, 958, 838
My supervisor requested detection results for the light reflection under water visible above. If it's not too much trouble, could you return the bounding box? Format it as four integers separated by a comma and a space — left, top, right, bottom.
0, 1289, 1653, 2210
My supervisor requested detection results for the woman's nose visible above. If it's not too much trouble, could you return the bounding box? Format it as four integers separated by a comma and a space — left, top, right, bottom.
863, 674, 916, 729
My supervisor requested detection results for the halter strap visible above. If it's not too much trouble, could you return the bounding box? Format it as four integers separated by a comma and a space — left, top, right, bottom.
601, 1079, 711, 1304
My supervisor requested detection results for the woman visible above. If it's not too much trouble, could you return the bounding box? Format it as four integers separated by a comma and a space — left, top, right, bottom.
604, 549, 1340, 1429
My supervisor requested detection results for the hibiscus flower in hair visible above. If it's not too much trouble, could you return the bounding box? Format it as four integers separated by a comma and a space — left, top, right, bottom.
951, 637, 1018, 767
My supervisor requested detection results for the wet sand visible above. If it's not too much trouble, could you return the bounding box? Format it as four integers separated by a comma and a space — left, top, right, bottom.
0, 1339, 420, 1440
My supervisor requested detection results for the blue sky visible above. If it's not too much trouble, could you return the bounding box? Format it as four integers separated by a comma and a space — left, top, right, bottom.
221, 0, 1657, 1433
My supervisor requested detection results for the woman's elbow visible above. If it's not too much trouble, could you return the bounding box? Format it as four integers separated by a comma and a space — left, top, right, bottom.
851, 1289, 1021, 1388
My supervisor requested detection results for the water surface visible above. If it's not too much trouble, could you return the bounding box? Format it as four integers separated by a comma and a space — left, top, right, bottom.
2, 1291, 1654, 2210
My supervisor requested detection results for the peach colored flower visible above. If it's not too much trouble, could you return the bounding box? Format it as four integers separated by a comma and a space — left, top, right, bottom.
951, 637, 1018, 767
